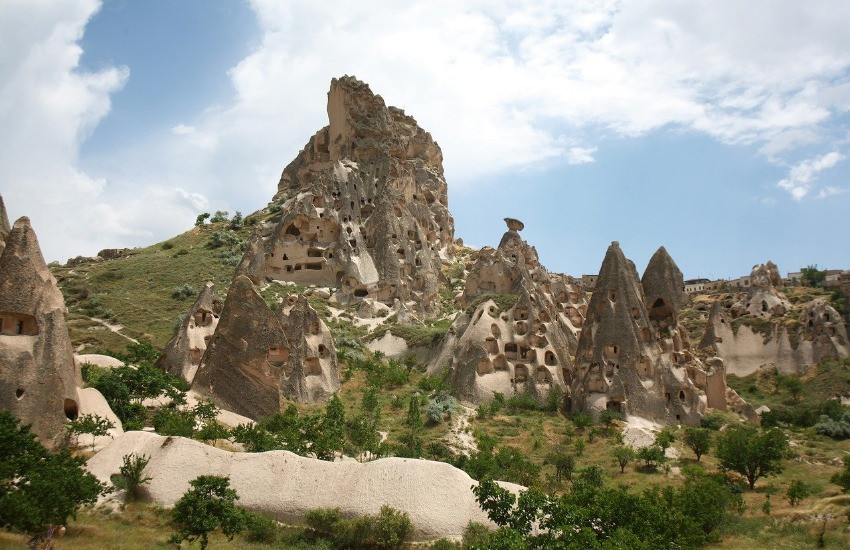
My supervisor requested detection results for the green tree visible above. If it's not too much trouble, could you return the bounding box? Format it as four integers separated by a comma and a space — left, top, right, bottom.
779, 375, 804, 402
210, 210, 230, 223
786, 479, 810, 506
637, 445, 666, 470
831, 455, 850, 492
0, 412, 108, 548
715, 425, 789, 489
571, 412, 593, 432
315, 394, 346, 460
654, 427, 676, 452
111, 454, 152, 501
544, 449, 575, 482
613, 445, 636, 474
195, 212, 210, 226
170, 475, 247, 550
66, 413, 114, 450
683, 427, 712, 461
801, 265, 826, 287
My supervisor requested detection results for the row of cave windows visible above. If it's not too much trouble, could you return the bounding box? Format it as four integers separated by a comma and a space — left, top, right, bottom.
476, 359, 555, 384
0, 313, 39, 336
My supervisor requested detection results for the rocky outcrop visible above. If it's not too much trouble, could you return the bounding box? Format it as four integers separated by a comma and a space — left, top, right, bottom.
572, 243, 708, 424
156, 282, 223, 383
430, 219, 586, 405
0, 217, 81, 449
277, 295, 340, 403
730, 262, 791, 319
88, 431, 523, 542
699, 297, 848, 377
237, 76, 454, 317
192, 276, 291, 420
0, 194, 10, 255
191, 276, 341, 420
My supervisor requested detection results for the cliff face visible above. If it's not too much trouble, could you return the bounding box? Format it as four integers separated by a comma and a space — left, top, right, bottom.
238, 76, 454, 317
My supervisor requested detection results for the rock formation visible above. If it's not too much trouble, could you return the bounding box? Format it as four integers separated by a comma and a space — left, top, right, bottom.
88, 431, 523, 542
277, 295, 341, 403
0, 217, 81, 449
156, 281, 223, 383
729, 262, 791, 318
0, 195, 10, 255
431, 219, 587, 405
237, 76, 454, 316
572, 242, 709, 424
192, 276, 340, 420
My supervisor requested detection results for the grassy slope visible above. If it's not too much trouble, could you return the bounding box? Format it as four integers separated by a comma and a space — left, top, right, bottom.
51, 221, 256, 351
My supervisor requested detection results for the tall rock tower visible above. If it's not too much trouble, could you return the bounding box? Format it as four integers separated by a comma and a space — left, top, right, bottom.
238, 76, 454, 316
573, 243, 706, 424
0, 217, 81, 449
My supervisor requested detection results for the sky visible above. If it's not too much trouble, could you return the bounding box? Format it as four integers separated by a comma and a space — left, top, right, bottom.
1, 0, 849, 280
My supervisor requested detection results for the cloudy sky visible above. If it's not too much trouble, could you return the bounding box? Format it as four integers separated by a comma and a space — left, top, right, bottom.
1, 0, 848, 279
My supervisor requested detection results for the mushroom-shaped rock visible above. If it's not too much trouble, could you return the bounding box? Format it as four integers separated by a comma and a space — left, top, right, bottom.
504, 217, 524, 232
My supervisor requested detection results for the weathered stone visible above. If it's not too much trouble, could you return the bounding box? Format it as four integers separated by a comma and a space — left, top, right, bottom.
573, 243, 708, 424
0, 217, 81, 449
192, 276, 290, 420
156, 282, 223, 383
277, 295, 340, 403
0, 194, 10, 255
191, 276, 341, 420
431, 222, 586, 405
237, 76, 454, 316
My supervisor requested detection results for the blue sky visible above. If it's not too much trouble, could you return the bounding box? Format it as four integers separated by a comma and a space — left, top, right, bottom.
1, 1, 848, 280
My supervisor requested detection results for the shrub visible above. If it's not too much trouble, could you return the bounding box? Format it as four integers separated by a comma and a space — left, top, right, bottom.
304, 506, 412, 550
814, 412, 850, 439
210, 210, 230, 223
161, 241, 175, 250
111, 453, 152, 501
66, 413, 115, 450
172, 248, 189, 257
170, 475, 247, 549
171, 283, 197, 300
572, 412, 593, 431
637, 445, 666, 470
462, 522, 492, 549
228, 211, 244, 230
786, 479, 810, 506
831, 455, 850, 492
425, 393, 458, 424
243, 510, 280, 543
152, 407, 195, 437
206, 230, 241, 249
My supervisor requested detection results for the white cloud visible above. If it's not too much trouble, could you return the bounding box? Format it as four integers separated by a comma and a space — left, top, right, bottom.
777, 151, 845, 200
566, 146, 598, 165
816, 185, 847, 199
5, 0, 850, 259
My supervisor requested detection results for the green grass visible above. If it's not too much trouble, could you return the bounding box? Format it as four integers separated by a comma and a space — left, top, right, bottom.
51, 221, 254, 352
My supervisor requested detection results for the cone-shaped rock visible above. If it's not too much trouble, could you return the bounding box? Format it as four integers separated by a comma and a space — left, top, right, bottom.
573, 242, 705, 423
641, 246, 685, 320
238, 76, 454, 316
431, 219, 586, 405
277, 295, 340, 403
156, 281, 223, 383
0, 195, 11, 254
0, 217, 81, 449
192, 276, 290, 420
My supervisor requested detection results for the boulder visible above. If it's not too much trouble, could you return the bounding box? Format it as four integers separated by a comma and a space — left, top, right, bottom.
87, 431, 523, 542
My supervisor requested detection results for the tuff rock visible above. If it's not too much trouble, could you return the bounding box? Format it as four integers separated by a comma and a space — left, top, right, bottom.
0, 217, 81, 449
237, 76, 454, 317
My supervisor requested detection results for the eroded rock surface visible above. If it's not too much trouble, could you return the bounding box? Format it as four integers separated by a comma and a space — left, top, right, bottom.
238, 76, 454, 316
192, 276, 340, 419
572, 243, 715, 424
431, 219, 587, 404
156, 281, 222, 383
0, 217, 81, 449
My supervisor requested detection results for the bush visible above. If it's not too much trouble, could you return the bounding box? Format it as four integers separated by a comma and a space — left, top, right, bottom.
831, 455, 850, 492
228, 211, 244, 230
66, 413, 114, 450
171, 283, 197, 300
111, 453, 152, 501
425, 393, 458, 425
161, 241, 175, 250
170, 475, 247, 550
243, 510, 280, 543
462, 522, 492, 549
572, 412, 593, 431
206, 230, 241, 249
814, 412, 850, 439
700, 412, 727, 430
153, 407, 195, 437
304, 506, 412, 550
210, 210, 230, 223
786, 480, 810, 506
